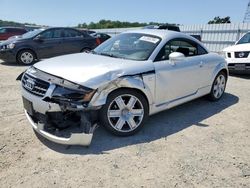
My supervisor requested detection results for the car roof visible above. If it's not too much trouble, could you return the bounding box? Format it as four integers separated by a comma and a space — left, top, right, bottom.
124, 29, 208, 52
125, 29, 188, 39
45, 27, 79, 30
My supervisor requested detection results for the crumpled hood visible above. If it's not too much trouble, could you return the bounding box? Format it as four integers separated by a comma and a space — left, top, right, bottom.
34, 53, 155, 89
223, 43, 250, 52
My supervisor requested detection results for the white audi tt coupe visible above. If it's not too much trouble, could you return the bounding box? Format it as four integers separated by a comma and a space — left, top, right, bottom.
20, 29, 228, 145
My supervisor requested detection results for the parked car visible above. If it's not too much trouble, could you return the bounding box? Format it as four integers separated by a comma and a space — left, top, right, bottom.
91, 32, 111, 44
144, 24, 202, 41
20, 29, 228, 145
144, 24, 181, 32
223, 32, 250, 74
78, 29, 96, 35
0, 27, 27, 42
0, 27, 98, 65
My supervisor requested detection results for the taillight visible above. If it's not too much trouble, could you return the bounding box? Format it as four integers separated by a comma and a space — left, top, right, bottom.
96, 38, 101, 45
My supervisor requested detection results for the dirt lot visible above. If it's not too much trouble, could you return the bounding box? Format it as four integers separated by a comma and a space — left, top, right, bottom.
0, 60, 249, 188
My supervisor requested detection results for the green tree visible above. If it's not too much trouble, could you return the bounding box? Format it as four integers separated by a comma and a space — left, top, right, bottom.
208, 16, 231, 24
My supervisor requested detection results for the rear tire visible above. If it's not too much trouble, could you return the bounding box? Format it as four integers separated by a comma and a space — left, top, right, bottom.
99, 89, 149, 136
208, 71, 227, 101
17, 50, 36, 65
81, 48, 91, 53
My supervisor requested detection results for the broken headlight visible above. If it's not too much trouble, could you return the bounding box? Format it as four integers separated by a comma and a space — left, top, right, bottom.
51, 85, 96, 103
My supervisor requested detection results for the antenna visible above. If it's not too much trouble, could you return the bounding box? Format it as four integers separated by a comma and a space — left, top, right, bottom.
243, 0, 250, 23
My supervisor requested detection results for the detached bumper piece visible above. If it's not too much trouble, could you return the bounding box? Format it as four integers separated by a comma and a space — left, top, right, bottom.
25, 110, 97, 146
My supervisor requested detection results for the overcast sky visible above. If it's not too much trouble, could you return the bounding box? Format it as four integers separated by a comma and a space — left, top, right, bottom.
0, 0, 249, 26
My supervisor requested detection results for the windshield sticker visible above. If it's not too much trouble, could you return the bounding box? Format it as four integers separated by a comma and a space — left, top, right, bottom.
139, 36, 159, 43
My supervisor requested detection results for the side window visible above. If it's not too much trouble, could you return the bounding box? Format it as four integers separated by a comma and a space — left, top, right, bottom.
197, 45, 208, 55
53, 29, 63, 38
64, 29, 83, 38
40, 30, 53, 39
40, 29, 63, 39
155, 39, 203, 61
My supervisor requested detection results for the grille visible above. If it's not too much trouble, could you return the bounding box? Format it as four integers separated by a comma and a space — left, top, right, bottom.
22, 73, 50, 97
235, 52, 249, 58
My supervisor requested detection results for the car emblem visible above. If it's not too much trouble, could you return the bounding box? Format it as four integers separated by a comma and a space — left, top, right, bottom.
239, 52, 245, 58
25, 79, 35, 91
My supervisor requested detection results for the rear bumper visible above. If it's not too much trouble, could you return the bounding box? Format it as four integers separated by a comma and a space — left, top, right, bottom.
0, 49, 16, 62
25, 111, 93, 146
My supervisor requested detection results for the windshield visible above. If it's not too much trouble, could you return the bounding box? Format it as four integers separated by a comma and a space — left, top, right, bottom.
21, 29, 44, 39
93, 33, 161, 61
237, 33, 250, 45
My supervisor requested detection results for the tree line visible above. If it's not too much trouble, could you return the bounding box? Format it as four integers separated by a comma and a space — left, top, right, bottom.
77, 19, 177, 29
0, 19, 38, 27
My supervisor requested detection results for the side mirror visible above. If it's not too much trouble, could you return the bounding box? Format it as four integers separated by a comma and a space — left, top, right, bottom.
34, 35, 44, 42
169, 52, 185, 65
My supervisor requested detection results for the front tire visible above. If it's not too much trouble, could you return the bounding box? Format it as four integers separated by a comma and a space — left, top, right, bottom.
208, 71, 227, 101
99, 89, 149, 136
17, 50, 36, 65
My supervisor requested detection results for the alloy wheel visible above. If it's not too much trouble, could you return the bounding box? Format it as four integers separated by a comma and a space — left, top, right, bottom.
20, 52, 34, 64
213, 74, 226, 99
107, 94, 144, 132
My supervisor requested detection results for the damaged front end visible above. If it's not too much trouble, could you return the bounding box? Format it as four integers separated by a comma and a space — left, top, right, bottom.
21, 67, 99, 146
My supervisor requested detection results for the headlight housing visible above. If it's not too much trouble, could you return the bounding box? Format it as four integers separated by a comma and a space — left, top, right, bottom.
7, 43, 15, 49
51, 85, 96, 103
1, 43, 15, 50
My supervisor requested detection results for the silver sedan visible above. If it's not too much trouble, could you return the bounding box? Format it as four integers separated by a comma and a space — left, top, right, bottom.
20, 29, 228, 145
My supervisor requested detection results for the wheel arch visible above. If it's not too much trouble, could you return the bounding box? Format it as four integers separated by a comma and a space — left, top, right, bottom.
211, 60, 229, 84
89, 76, 154, 112
106, 87, 150, 108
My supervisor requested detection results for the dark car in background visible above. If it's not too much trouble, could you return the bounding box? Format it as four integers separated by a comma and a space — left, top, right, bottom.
144, 24, 201, 41
91, 32, 111, 44
0, 27, 98, 65
0, 27, 27, 41
144, 24, 181, 32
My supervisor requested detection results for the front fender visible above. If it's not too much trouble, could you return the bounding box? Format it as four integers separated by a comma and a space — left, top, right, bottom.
89, 75, 155, 110
15, 45, 37, 56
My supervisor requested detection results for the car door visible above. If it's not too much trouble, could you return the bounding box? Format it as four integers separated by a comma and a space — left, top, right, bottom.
154, 38, 207, 105
62, 29, 86, 54
34, 28, 64, 58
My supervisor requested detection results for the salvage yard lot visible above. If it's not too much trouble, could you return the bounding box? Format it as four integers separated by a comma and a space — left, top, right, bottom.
0, 60, 249, 187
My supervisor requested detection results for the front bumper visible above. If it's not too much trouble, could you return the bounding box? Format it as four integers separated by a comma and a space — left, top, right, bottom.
228, 63, 250, 74
0, 49, 16, 62
22, 85, 96, 146
25, 110, 93, 146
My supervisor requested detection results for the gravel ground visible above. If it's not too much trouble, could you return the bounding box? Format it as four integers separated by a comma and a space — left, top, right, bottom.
0, 60, 249, 188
